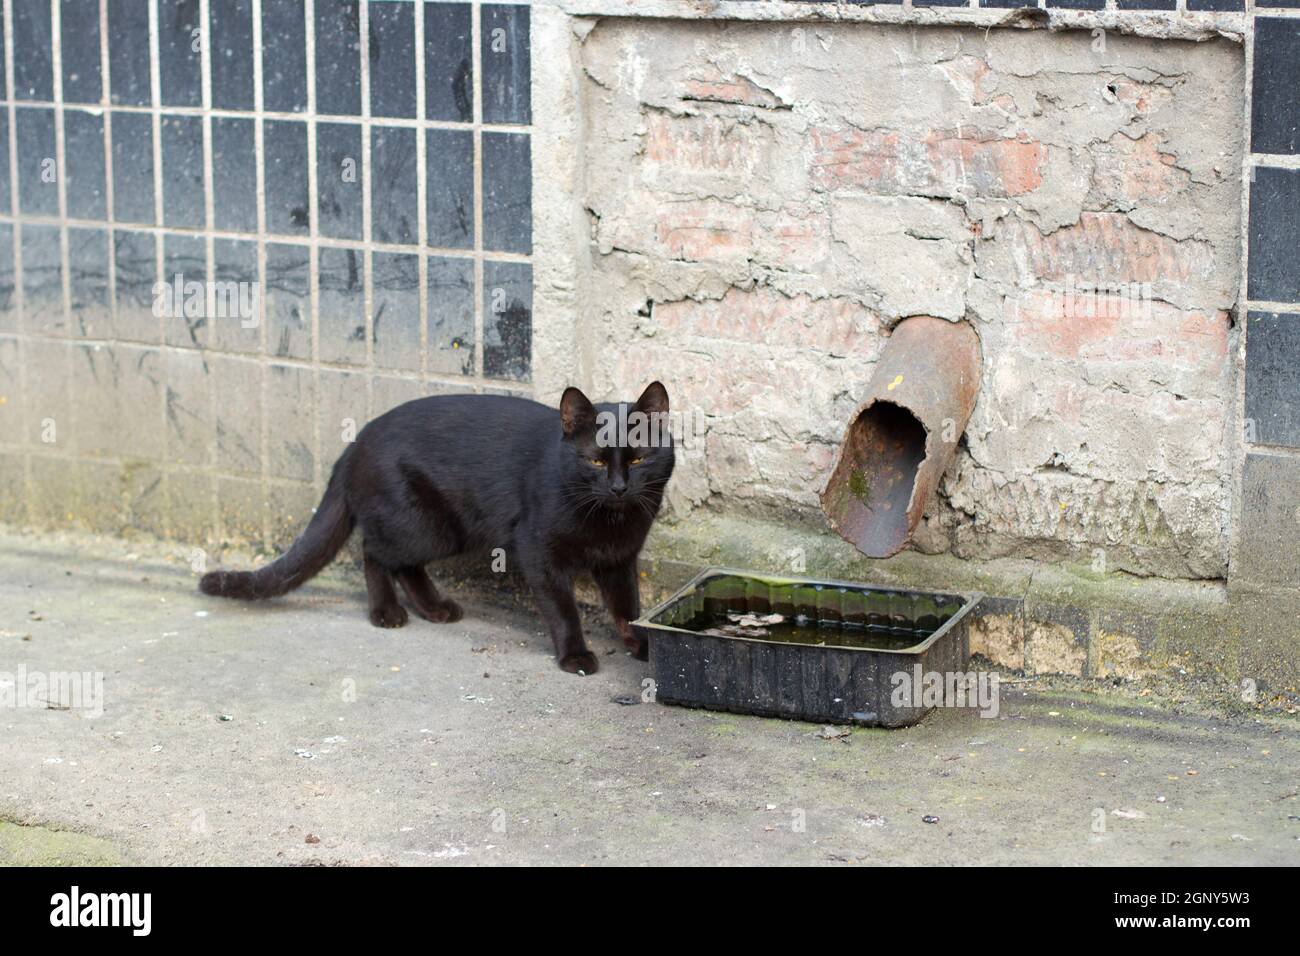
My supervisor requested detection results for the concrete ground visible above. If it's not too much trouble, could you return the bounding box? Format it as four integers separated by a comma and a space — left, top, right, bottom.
1, 530, 1296, 866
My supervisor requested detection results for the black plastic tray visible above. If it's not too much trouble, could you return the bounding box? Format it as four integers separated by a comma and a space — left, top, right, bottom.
633, 568, 982, 727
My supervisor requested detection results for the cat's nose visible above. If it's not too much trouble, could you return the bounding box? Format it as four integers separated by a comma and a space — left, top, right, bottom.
610, 483, 627, 497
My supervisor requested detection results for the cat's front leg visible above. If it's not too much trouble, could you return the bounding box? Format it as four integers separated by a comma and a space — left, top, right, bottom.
521, 558, 598, 675
592, 561, 646, 661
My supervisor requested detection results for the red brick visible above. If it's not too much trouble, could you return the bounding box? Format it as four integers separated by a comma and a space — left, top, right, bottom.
654, 200, 753, 261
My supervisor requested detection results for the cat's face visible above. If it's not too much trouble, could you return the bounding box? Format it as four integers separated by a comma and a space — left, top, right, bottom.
560, 382, 675, 515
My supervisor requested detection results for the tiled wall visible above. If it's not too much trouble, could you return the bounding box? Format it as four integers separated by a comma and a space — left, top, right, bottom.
1240, 12, 1300, 588
0, 0, 531, 545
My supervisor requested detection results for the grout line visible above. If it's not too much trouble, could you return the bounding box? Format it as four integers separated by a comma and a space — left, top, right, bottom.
360, 0, 374, 420
199, 0, 219, 544
415, 0, 429, 396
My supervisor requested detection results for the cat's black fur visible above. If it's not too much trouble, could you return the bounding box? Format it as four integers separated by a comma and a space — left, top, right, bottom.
199, 383, 674, 674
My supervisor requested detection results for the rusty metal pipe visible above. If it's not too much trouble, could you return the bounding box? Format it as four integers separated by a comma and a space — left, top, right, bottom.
820, 316, 982, 559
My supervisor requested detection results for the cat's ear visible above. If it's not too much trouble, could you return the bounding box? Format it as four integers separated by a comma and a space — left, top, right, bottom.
635, 381, 670, 417
560, 386, 597, 437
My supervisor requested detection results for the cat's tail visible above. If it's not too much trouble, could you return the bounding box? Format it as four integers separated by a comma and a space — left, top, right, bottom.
199, 455, 355, 600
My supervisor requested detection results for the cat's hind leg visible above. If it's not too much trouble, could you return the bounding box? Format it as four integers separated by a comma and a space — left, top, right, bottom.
364, 553, 408, 628
394, 567, 464, 624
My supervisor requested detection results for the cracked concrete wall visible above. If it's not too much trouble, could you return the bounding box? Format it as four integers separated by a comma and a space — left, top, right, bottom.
574, 19, 1244, 581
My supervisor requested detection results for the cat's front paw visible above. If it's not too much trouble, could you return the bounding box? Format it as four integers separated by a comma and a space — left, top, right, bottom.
369, 604, 409, 628
558, 650, 600, 675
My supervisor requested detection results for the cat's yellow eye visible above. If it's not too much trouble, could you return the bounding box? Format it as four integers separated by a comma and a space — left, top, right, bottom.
629, 457, 645, 466
589, 458, 605, 467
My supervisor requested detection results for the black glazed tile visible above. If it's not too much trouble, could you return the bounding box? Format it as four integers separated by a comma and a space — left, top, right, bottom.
112, 112, 156, 224
16, 108, 59, 217
0, 13, 7, 101
262, 0, 308, 112
1256, 0, 1300, 6
481, 4, 530, 125
1186, 0, 1243, 8
979, 0, 1037, 7
13, 0, 53, 101
317, 122, 364, 240
371, 252, 420, 371
264, 120, 310, 235
482, 260, 531, 383
64, 110, 107, 220
1046, 0, 1104, 7
266, 243, 311, 360
371, 126, 417, 246
0, 115, 8, 214
426, 128, 474, 250
369, 0, 416, 119
67, 227, 110, 338
912, 0, 969, 6
1117, 0, 1176, 8
209, 238, 260, 353
317, 246, 366, 366
22, 225, 64, 333
1245, 311, 1300, 449
427, 256, 474, 376
61, 0, 103, 104
1237, 452, 1300, 587
210, 0, 255, 110
482, 131, 531, 254
1252, 19, 1300, 156
160, 114, 205, 229
212, 116, 258, 233
425, 1, 472, 123
1248, 166, 1300, 304
315, 0, 362, 117
159, 0, 204, 107
112, 230, 158, 344
162, 233, 208, 348
108, 0, 152, 106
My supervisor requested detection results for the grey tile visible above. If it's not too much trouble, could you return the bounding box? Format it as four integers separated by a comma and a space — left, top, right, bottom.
426, 128, 473, 250
0, 227, 15, 333
108, 0, 152, 106
68, 227, 111, 339
210, 0, 255, 110
1245, 311, 1300, 449
161, 114, 205, 228
164, 347, 212, 466
371, 126, 417, 245
262, 0, 308, 112
21, 225, 65, 335
482, 131, 531, 254
16, 108, 59, 217
113, 230, 159, 345
316, 122, 364, 240
425, 1, 472, 123
1237, 452, 1300, 587
111, 111, 156, 224
162, 232, 208, 348
266, 243, 311, 361
372, 252, 419, 371
481, 4, 530, 125
64, 110, 107, 220
264, 120, 310, 235
317, 246, 366, 366
209, 238, 260, 354
13, 0, 54, 101
427, 256, 474, 377
61, 0, 103, 104
210, 355, 263, 476
369, 0, 416, 119
266, 363, 315, 481
483, 260, 531, 382
159, 0, 204, 107
1248, 166, 1300, 304
315, 0, 362, 117
212, 116, 257, 233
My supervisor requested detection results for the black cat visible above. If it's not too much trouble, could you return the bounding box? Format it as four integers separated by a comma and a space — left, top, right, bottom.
199, 383, 675, 675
